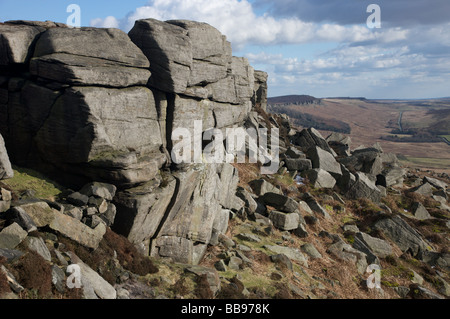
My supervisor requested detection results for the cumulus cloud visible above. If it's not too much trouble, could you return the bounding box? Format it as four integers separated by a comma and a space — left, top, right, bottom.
255, 0, 450, 27
90, 16, 120, 28
89, 0, 450, 98
90, 0, 378, 49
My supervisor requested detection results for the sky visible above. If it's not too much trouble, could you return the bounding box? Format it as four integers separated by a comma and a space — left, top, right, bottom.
1, 0, 449, 99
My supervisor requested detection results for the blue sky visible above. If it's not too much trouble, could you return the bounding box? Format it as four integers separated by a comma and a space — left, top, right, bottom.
1, 0, 449, 99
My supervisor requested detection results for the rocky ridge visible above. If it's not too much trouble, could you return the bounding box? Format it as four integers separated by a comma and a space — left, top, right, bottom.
0, 19, 449, 300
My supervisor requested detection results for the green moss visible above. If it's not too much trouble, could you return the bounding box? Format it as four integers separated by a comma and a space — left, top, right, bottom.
345, 234, 355, 245
2, 165, 65, 200
381, 280, 399, 288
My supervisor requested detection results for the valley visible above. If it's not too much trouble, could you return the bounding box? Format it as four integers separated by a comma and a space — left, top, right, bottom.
268, 97, 450, 173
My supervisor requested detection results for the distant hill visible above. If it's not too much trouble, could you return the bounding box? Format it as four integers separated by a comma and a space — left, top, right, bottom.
267, 95, 351, 134
268, 95, 321, 106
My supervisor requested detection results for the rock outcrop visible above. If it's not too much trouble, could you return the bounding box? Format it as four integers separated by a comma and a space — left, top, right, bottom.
0, 19, 267, 264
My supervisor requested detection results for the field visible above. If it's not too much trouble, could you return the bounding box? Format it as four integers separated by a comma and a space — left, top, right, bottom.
269, 97, 450, 173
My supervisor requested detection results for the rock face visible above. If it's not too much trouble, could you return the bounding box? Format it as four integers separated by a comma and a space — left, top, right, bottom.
0, 19, 268, 264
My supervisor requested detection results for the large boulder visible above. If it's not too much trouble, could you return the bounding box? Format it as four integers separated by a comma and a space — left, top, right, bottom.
374, 215, 430, 257
307, 146, 342, 177
32, 86, 166, 186
129, 18, 254, 105
340, 147, 383, 176
303, 169, 336, 189
34, 27, 149, 68
380, 166, 406, 187
0, 24, 42, 65
285, 158, 312, 172
262, 192, 300, 214
352, 232, 393, 261
168, 20, 232, 88
291, 128, 334, 154
30, 53, 151, 87
345, 172, 382, 203
128, 18, 192, 93
248, 179, 282, 197
268, 211, 300, 231
326, 132, 351, 157
14, 201, 106, 250
423, 176, 447, 190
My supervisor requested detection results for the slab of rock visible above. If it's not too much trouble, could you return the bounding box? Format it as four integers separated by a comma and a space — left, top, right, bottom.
50, 213, 107, 250
285, 158, 312, 172
341, 148, 383, 176
30, 53, 151, 87
150, 164, 237, 263
248, 179, 282, 196
67, 192, 89, 207
268, 211, 300, 231
264, 245, 308, 267
79, 182, 117, 201
352, 232, 392, 262
291, 128, 334, 154
303, 169, 336, 189
284, 146, 306, 159
423, 176, 447, 190
409, 183, 434, 197
24, 236, 52, 261
16, 201, 106, 249
0, 223, 27, 249
270, 253, 293, 271
14, 201, 57, 227
303, 193, 331, 220
0, 264, 24, 293
293, 223, 309, 238
345, 172, 382, 203
236, 188, 259, 214
227, 256, 243, 271
67, 252, 117, 299
326, 240, 367, 275
113, 178, 177, 255
34, 27, 149, 68
128, 18, 192, 93
307, 146, 342, 176
252, 70, 268, 111
168, 19, 232, 87
262, 192, 300, 214
375, 216, 429, 257
410, 202, 432, 220
210, 209, 231, 245
301, 243, 322, 259
381, 166, 406, 187
0, 24, 42, 65
326, 132, 351, 157
33, 86, 165, 186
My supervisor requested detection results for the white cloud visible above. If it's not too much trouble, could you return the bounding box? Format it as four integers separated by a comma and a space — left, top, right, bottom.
90, 16, 120, 28
90, 0, 378, 49
89, 0, 450, 98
